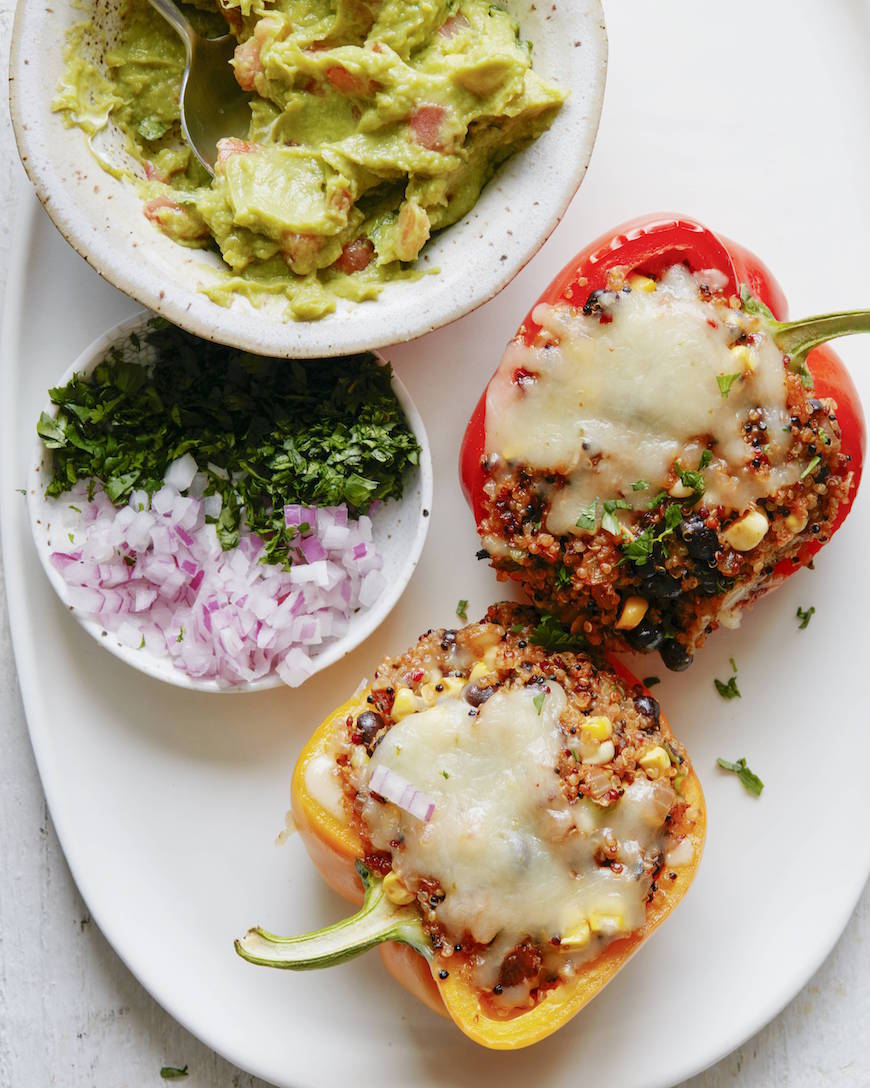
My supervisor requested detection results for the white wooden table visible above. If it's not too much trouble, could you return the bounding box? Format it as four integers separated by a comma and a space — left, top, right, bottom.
1, 1, 867, 1083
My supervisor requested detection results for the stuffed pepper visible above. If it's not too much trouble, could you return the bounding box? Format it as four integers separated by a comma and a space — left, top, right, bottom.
236, 603, 705, 1049
460, 215, 867, 670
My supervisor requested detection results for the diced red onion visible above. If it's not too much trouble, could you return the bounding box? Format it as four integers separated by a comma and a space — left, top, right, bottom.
368, 764, 435, 823
164, 453, 198, 492
50, 479, 387, 688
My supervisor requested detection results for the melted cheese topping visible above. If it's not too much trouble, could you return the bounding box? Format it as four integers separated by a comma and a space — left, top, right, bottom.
484, 265, 799, 537
361, 685, 676, 990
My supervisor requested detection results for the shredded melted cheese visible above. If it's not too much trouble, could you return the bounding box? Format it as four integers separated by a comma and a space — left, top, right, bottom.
484, 265, 798, 537
360, 685, 681, 993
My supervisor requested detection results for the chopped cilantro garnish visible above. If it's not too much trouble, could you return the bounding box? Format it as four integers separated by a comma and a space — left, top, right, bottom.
796, 605, 815, 629
37, 322, 420, 568
176, 627, 184, 643
716, 757, 764, 796
441, 770, 450, 779
533, 692, 546, 714
456, 599, 468, 621
800, 455, 821, 480
716, 372, 742, 397
642, 676, 660, 688
15, 488, 26, 496
675, 450, 712, 496
575, 498, 598, 531
621, 502, 684, 566
68, 504, 81, 513
601, 498, 632, 536
510, 623, 524, 634
530, 613, 587, 652
554, 565, 571, 590
160, 1068, 189, 1081
714, 657, 740, 700
138, 634, 146, 650
632, 479, 649, 491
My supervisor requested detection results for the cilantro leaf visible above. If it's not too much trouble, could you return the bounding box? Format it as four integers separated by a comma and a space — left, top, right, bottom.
160, 1067, 189, 1081
601, 498, 631, 537
37, 323, 420, 569
575, 498, 597, 531
530, 614, 587, 652
533, 692, 545, 714
554, 565, 571, 590
800, 455, 821, 480
796, 605, 815, 629
716, 372, 742, 397
456, 599, 468, 621
714, 657, 740, 700
632, 479, 649, 491
716, 757, 764, 796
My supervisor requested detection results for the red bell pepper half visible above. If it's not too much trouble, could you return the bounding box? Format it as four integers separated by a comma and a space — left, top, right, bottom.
460, 213, 867, 588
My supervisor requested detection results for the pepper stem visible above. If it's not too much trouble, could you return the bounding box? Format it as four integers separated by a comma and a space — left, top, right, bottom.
234, 861, 430, 971
773, 310, 870, 359
741, 286, 870, 389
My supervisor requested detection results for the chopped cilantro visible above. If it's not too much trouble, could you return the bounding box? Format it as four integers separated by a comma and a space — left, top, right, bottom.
530, 613, 587, 652
176, 627, 184, 643
796, 605, 815, 629
800, 455, 821, 480
647, 489, 669, 509
575, 498, 598, 531
67, 532, 75, 544
15, 488, 26, 496
716, 372, 742, 397
533, 692, 546, 714
510, 623, 524, 634
138, 634, 146, 650
642, 676, 661, 688
37, 322, 420, 568
632, 479, 650, 491
602, 498, 632, 536
554, 565, 571, 590
160, 1068, 189, 1081
716, 757, 764, 796
441, 770, 450, 779
68, 504, 81, 513
714, 657, 740, 700
456, 599, 468, 621
621, 502, 684, 567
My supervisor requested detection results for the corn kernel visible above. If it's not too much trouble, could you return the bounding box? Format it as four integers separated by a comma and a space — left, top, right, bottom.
588, 911, 624, 936
585, 738, 615, 766
639, 745, 670, 774
722, 509, 769, 552
614, 596, 649, 631
730, 343, 756, 372
669, 479, 696, 499
383, 872, 416, 905
391, 687, 419, 721
559, 920, 591, 949
440, 676, 466, 698
785, 510, 809, 534
627, 273, 656, 293
582, 715, 613, 741
420, 682, 438, 705
468, 661, 491, 685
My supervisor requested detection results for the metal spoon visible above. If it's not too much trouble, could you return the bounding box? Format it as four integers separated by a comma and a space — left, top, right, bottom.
147, 0, 252, 174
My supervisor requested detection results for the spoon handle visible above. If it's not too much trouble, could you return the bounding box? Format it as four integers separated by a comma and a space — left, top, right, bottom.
147, 0, 197, 49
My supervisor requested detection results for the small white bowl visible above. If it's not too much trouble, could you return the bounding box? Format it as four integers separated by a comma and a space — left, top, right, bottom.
9, 1, 607, 358
26, 313, 433, 693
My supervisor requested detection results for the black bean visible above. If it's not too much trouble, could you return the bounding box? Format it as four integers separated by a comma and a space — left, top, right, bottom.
660, 640, 693, 672
465, 682, 495, 707
626, 617, 664, 652
356, 710, 385, 753
679, 516, 719, 561
633, 693, 661, 726
583, 289, 605, 315
646, 572, 682, 600
694, 565, 721, 596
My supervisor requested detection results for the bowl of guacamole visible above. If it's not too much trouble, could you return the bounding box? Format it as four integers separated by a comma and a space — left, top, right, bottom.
11, 0, 607, 355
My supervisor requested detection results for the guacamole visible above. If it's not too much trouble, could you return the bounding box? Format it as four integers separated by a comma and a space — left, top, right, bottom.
54, 0, 566, 321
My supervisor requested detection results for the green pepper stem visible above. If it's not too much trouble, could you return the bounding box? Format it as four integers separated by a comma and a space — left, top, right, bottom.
772, 309, 870, 359
234, 862, 429, 971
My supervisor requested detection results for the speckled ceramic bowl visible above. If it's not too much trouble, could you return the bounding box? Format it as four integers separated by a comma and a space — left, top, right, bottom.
9, 1, 607, 358
26, 312, 433, 693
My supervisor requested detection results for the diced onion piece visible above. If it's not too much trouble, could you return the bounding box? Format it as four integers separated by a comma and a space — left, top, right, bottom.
369, 764, 435, 822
